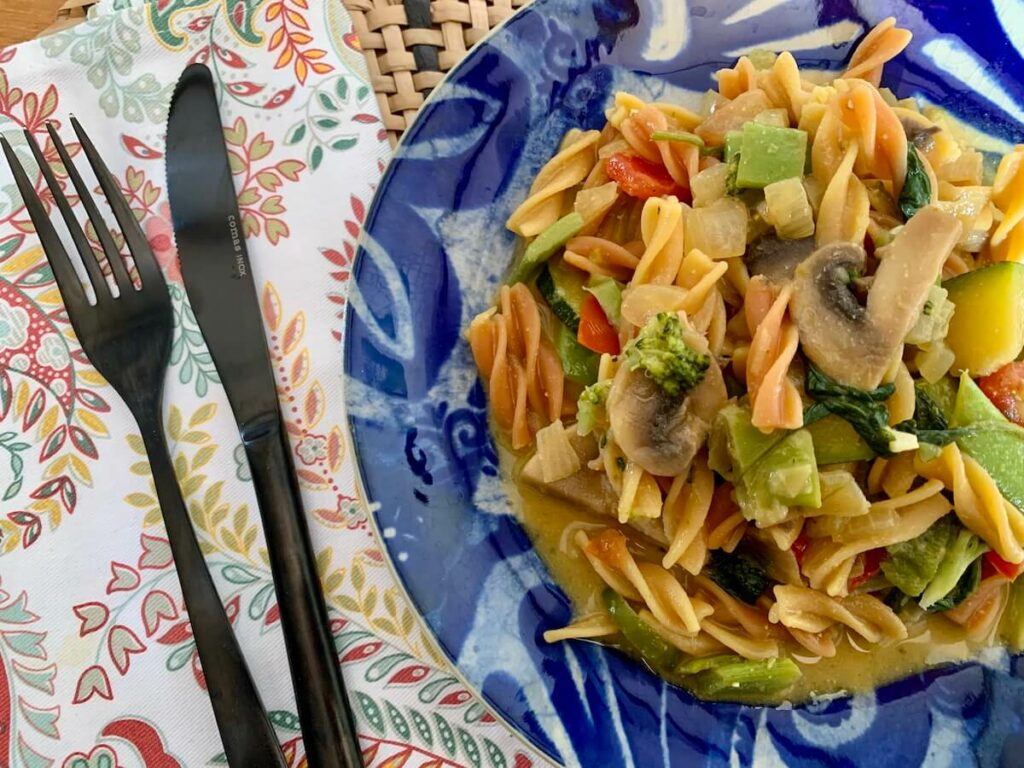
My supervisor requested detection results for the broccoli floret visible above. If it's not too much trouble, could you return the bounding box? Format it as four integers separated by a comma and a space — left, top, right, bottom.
576, 380, 611, 436
625, 313, 709, 397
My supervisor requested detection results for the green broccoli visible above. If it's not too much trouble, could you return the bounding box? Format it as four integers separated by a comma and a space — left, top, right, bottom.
576, 380, 611, 436
625, 312, 710, 397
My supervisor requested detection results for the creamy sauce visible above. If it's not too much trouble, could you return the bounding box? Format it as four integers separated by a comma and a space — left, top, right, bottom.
502, 446, 991, 703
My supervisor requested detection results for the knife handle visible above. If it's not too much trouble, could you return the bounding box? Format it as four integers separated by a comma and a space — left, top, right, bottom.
243, 415, 363, 768
139, 415, 288, 768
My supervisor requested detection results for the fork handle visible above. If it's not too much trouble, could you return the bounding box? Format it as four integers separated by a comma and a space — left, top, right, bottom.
242, 414, 363, 768
139, 414, 288, 768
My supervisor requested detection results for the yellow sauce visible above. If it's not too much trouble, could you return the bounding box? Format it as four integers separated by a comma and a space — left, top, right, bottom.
503, 447, 993, 703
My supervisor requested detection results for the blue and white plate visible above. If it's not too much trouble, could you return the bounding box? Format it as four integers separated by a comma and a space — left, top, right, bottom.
344, 1, 1024, 764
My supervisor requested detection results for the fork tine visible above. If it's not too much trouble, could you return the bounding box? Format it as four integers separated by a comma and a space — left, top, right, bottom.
32, 127, 110, 300
1, 136, 89, 312
53, 120, 134, 296
69, 117, 165, 293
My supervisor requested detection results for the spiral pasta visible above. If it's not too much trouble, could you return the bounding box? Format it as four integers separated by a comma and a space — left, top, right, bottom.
770, 585, 907, 644
991, 145, 1024, 261
801, 492, 951, 596
814, 142, 870, 245
468, 284, 564, 448
915, 444, 1024, 564
507, 130, 601, 237
745, 277, 803, 432
843, 17, 913, 88
633, 196, 687, 285
581, 529, 704, 634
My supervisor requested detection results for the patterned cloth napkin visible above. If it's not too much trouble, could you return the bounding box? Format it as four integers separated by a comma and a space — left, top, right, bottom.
0, 2, 549, 766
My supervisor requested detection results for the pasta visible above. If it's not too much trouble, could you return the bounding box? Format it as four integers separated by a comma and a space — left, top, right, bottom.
469, 17, 1024, 702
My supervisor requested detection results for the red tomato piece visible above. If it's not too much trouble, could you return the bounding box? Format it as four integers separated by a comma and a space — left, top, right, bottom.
848, 548, 886, 590
978, 362, 1024, 426
791, 533, 810, 568
984, 550, 1024, 581
577, 293, 620, 355
605, 153, 685, 200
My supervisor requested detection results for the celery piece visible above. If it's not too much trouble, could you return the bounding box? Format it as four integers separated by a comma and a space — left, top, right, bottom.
882, 514, 956, 597
675, 654, 739, 676
604, 589, 681, 670
952, 373, 1024, 511
918, 377, 958, 422
690, 657, 801, 698
507, 212, 583, 285
1002, 578, 1024, 650
555, 324, 599, 385
735, 122, 808, 190
724, 131, 744, 164
585, 276, 623, 326
919, 527, 988, 609
806, 414, 874, 464
709, 404, 820, 526
650, 130, 705, 148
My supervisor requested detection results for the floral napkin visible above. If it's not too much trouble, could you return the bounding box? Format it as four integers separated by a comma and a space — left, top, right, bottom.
0, 1, 549, 766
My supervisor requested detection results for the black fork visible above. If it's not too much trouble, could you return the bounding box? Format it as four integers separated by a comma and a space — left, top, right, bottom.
1, 122, 288, 768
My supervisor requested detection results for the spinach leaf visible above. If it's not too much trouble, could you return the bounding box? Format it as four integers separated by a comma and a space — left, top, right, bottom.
899, 145, 931, 221
894, 387, 975, 448
706, 550, 769, 605
804, 365, 900, 455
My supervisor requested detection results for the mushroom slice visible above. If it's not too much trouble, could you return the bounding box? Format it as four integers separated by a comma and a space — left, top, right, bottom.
791, 206, 961, 389
747, 234, 816, 286
607, 359, 727, 477
521, 428, 620, 516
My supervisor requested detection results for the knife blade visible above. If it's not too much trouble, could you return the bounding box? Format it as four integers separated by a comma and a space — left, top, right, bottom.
166, 63, 362, 768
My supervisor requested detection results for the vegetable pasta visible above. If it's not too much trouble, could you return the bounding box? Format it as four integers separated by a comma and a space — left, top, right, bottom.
469, 17, 1024, 701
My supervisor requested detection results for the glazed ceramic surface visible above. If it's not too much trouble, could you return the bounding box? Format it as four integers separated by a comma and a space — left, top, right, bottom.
344, 1, 1024, 765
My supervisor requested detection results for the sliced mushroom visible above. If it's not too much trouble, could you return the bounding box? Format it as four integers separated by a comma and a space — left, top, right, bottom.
520, 428, 619, 516
607, 358, 727, 477
746, 234, 816, 285
895, 109, 940, 153
791, 206, 961, 389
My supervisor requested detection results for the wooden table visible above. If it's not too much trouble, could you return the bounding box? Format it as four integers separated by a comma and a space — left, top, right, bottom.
0, 0, 76, 46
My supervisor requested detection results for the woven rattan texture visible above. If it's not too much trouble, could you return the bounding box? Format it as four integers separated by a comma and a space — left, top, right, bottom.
343, 0, 527, 143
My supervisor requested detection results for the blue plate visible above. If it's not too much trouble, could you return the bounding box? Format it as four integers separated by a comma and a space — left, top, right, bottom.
344, 1, 1024, 764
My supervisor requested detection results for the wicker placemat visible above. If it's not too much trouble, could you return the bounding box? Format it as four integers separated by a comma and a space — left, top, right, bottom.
344, 0, 528, 143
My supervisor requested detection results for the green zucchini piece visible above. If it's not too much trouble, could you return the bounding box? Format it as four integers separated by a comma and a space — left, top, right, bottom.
507, 212, 583, 285
537, 259, 587, 332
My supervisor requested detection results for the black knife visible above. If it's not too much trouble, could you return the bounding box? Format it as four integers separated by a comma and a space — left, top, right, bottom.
166, 63, 362, 768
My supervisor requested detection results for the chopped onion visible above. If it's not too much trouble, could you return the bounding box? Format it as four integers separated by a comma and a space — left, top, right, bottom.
915, 341, 956, 383
764, 177, 815, 239
684, 197, 748, 259
754, 108, 790, 128
801, 471, 869, 519
534, 419, 581, 484
690, 163, 730, 208
807, 507, 900, 543
575, 181, 620, 232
